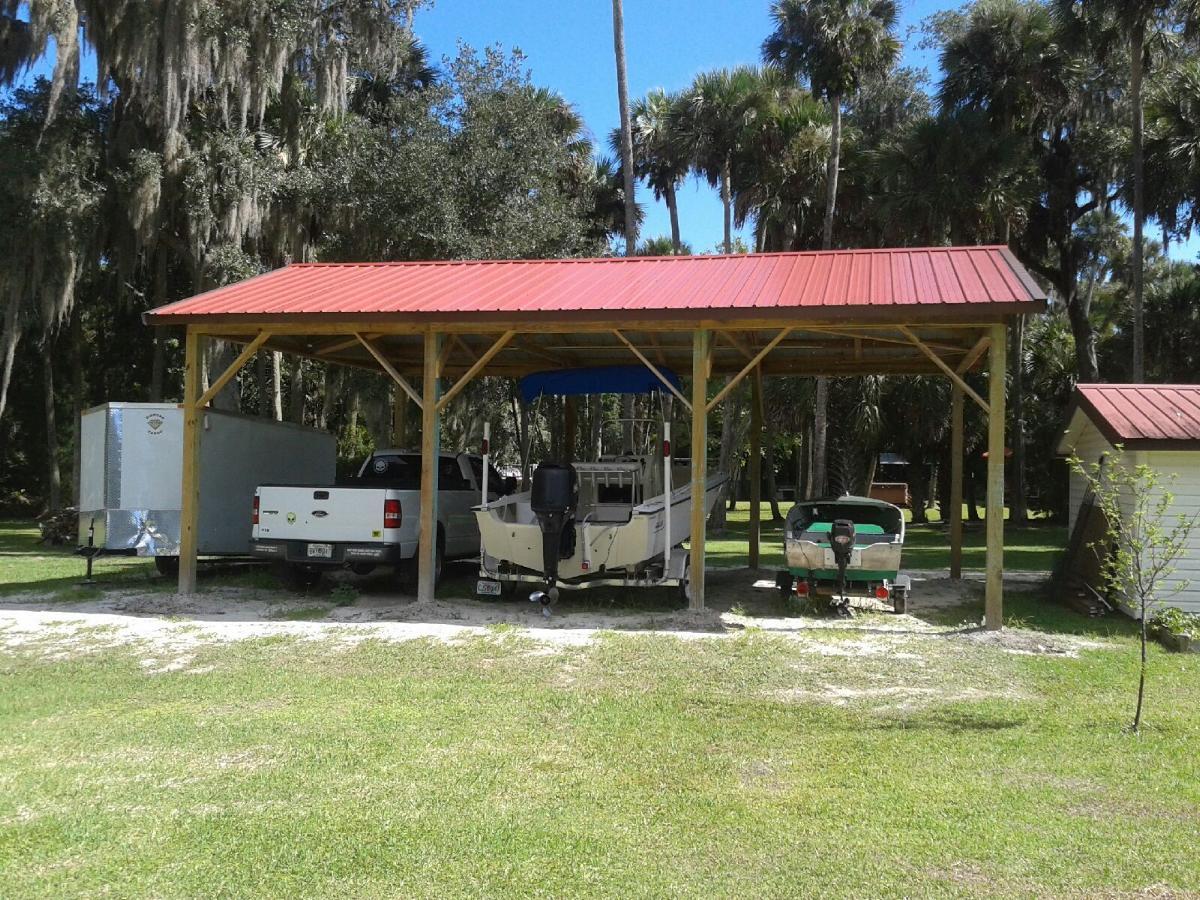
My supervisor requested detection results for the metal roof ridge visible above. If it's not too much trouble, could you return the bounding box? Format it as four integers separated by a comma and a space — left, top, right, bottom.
284, 245, 1014, 268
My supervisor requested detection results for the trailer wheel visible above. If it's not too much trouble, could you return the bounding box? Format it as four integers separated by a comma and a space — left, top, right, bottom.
677, 553, 691, 605
154, 556, 179, 579
275, 562, 322, 592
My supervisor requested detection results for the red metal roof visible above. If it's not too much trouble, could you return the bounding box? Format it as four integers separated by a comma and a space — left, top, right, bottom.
1073, 384, 1200, 448
146, 246, 1045, 324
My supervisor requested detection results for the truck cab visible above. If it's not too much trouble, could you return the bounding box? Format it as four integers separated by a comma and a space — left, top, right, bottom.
251, 450, 503, 591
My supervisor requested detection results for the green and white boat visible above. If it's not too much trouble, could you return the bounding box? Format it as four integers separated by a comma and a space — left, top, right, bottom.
779, 495, 910, 612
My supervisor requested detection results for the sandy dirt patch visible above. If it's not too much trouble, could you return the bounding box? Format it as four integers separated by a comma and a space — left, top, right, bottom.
0, 569, 1107, 671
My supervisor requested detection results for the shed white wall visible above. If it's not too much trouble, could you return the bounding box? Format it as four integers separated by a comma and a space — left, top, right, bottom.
1063, 419, 1200, 615
1141, 450, 1200, 615
1066, 421, 1115, 534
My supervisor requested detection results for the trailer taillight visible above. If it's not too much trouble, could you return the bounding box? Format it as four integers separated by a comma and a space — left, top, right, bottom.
252, 494, 260, 526
794, 580, 809, 596
384, 498, 402, 529
875, 585, 890, 600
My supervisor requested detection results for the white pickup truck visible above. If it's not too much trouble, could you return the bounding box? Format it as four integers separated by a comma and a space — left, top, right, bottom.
251, 450, 508, 590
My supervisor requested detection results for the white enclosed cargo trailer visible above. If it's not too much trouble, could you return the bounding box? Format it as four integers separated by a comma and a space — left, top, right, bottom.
78, 402, 335, 564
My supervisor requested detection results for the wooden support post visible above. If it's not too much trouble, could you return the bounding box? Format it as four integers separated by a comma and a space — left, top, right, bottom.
178, 328, 203, 594
749, 366, 763, 570
689, 329, 709, 611
949, 383, 964, 579
985, 322, 1007, 630
418, 331, 442, 602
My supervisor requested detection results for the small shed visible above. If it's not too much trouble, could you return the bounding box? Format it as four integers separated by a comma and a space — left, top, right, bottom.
1057, 384, 1200, 614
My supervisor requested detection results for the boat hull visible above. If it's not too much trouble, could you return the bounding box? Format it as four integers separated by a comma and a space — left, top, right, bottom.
478, 474, 727, 583
783, 496, 905, 583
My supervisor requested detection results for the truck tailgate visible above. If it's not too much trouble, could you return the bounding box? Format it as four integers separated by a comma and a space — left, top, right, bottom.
256, 486, 392, 544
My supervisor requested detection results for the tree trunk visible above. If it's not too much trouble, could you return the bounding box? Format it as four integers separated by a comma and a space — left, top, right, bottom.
206, 341, 241, 411
822, 92, 842, 251
289, 357, 304, 425
1065, 282, 1100, 383
1011, 315, 1028, 524
0, 299, 21, 424
721, 157, 733, 254
42, 334, 62, 511
257, 354, 270, 417
811, 377, 828, 498
1130, 25, 1146, 382
319, 365, 339, 431
590, 394, 603, 456
150, 336, 166, 402
809, 95, 841, 504
764, 415, 784, 521
150, 249, 168, 402
665, 182, 682, 254
1134, 603, 1147, 733
709, 384, 742, 531
70, 307, 84, 506
272, 352, 284, 421
612, 0, 637, 256
621, 394, 634, 452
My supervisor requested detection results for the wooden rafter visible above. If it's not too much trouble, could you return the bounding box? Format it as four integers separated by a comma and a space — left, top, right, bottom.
705, 327, 793, 414
435, 331, 516, 413
196, 331, 271, 409
898, 326, 990, 415
315, 334, 370, 357
355, 333, 424, 410
956, 334, 991, 374
612, 329, 692, 411
716, 329, 756, 361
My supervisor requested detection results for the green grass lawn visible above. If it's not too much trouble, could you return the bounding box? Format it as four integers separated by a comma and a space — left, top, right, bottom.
2, 518, 1198, 896
0, 520, 155, 596
1, 610, 1197, 896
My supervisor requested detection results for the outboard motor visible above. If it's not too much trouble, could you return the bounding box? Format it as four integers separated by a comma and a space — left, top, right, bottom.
529, 462, 579, 614
829, 518, 856, 615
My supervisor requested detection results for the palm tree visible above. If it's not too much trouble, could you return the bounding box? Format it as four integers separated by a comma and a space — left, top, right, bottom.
611, 0, 637, 256
673, 66, 774, 254
762, 0, 900, 250
732, 87, 830, 251
763, 0, 898, 500
619, 89, 691, 253
1054, 1, 1187, 383
939, 0, 1107, 391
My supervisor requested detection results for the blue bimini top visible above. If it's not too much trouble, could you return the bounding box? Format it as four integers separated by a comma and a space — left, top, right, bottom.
519, 365, 682, 404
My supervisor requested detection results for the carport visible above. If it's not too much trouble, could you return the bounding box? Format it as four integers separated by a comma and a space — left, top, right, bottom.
146, 246, 1046, 629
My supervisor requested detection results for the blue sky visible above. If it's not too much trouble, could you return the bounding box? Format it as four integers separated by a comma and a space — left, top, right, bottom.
15, 0, 1199, 259
414, 0, 948, 251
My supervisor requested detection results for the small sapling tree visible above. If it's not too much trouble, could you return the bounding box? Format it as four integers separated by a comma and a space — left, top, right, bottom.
1070, 448, 1197, 732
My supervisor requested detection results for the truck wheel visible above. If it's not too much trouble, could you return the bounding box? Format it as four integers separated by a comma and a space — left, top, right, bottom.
154, 556, 180, 578
397, 534, 444, 596
275, 562, 322, 592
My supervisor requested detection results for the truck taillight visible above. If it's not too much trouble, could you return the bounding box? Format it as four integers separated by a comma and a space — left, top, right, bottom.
384, 498, 401, 529
252, 494, 260, 526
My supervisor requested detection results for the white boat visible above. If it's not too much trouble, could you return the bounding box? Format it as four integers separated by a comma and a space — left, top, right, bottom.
473, 365, 727, 609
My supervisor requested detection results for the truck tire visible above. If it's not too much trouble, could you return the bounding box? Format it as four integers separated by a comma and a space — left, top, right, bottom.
275, 562, 322, 592
397, 532, 444, 596
154, 556, 180, 578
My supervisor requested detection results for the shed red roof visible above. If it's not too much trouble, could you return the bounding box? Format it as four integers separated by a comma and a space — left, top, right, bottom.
146, 246, 1045, 324
1072, 385, 1200, 448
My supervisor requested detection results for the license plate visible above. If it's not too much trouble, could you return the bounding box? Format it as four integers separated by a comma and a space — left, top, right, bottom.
476, 579, 503, 596
823, 548, 861, 567
307, 543, 333, 559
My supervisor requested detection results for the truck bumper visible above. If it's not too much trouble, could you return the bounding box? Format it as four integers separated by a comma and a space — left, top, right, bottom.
250, 539, 410, 567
